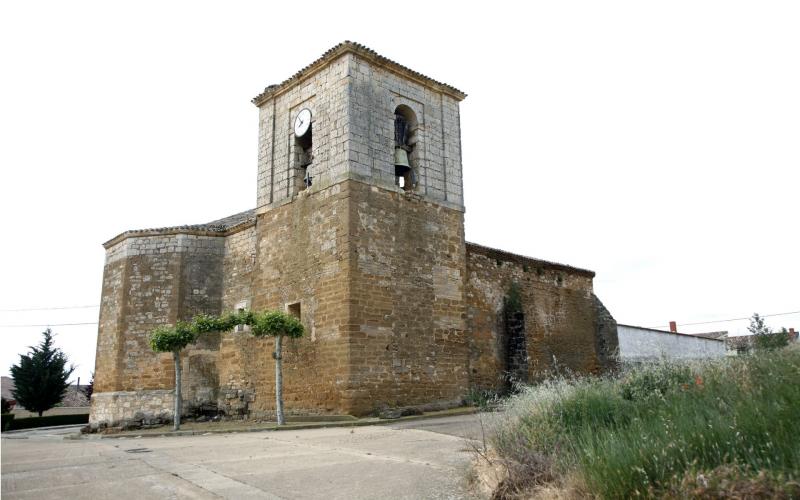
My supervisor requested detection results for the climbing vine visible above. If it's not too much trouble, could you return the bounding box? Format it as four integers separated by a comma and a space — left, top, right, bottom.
503, 282, 523, 318
503, 282, 527, 387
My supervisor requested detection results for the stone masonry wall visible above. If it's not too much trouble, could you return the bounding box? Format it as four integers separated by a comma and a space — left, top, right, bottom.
346, 181, 468, 414
91, 233, 225, 425
90, 390, 174, 427
465, 244, 615, 392
221, 225, 257, 309
93, 245, 127, 393
214, 180, 470, 419
594, 296, 620, 368
213, 225, 258, 415
222, 182, 352, 417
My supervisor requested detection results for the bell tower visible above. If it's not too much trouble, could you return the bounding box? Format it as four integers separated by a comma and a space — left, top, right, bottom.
249, 42, 470, 414
252, 41, 466, 213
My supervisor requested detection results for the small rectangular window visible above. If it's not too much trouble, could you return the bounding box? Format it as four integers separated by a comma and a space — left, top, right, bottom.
287, 302, 301, 320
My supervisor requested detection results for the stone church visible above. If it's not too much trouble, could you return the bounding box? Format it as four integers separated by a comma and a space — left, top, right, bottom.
90, 42, 618, 426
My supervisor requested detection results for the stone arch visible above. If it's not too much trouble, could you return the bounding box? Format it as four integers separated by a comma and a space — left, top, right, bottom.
390, 96, 425, 192
393, 104, 419, 191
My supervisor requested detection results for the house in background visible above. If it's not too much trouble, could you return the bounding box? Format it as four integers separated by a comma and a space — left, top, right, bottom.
619, 320, 798, 361
1, 376, 16, 409
617, 324, 727, 363
718, 327, 798, 355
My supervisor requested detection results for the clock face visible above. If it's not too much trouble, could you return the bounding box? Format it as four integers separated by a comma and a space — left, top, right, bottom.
294, 108, 312, 137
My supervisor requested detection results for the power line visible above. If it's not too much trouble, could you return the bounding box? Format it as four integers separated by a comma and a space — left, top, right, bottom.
3, 310, 798, 330
0, 322, 98, 328
0, 304, 100, 312
647, 310, 800, 330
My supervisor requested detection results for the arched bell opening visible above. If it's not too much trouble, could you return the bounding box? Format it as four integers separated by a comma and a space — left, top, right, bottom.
394, 105, 418, 192
294, 124, 313, 192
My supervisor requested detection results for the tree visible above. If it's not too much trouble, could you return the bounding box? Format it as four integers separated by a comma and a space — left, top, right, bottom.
146, 309, 303, 428
83, 372, 94, 400
250, 311, 304, 425
747, 313, 770, 336
749, 313, 790, 351
10, 329, 74, 417
148, 322, 196, 430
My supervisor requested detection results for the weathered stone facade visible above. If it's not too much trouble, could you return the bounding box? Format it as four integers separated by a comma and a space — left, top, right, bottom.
91, 42, 618, 427
465, 244, 619, 392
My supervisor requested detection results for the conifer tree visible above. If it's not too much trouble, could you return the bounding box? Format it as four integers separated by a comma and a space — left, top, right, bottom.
82, 372, 94, 400
10, 329, 74, 417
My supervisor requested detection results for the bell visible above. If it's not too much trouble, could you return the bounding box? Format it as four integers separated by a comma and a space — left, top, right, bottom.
394, 147, 410, 169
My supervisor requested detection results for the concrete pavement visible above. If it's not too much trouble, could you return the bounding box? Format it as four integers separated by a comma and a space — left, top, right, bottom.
2, 414, 487, 499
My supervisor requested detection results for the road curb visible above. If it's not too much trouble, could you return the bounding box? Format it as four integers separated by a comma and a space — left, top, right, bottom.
88, 407, 480, 440
2, 424, 87, 435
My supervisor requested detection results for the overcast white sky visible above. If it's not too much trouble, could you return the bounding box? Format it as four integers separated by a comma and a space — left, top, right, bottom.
1, 1, 798, 384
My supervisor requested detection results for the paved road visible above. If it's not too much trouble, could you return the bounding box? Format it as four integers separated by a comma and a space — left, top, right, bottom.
2, 414, 487, 499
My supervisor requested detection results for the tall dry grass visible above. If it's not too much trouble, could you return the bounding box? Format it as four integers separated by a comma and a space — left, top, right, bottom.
487, 347, 800, 498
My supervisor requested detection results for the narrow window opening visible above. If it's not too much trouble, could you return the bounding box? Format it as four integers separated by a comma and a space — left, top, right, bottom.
234, 300, 250, 332
295, 124, 313, 192
394, 105, 418, 192
503, 283, 528, 388
287, 302, 301, 320
235, 307, 245, 332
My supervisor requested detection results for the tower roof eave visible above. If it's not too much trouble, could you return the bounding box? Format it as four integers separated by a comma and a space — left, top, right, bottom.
251, 41, 467, 106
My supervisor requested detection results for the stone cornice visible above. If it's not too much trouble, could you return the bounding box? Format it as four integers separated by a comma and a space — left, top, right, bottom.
251, 41, 467, 107
102, 219, 256, 250
254, 177, 466, 216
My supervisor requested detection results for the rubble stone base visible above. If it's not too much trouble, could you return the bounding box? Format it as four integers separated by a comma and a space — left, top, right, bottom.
90, 390, 174, 427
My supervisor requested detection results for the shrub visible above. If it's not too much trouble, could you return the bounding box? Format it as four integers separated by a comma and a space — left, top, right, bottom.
148, 322, 196, 352
7, 413, 88, 431
1, 413, 14, 432
748, 312, 791, 352
550, 379, 632, 431
619, 360, 693, 402
754, 327, 792, 351
250, 310, 303, 339
464, 388, 502, 410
